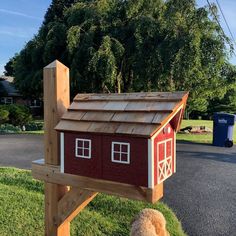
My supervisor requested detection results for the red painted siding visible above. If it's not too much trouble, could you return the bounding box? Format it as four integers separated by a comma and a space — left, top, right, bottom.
64, 132, 102, 179
64, 132, 148, 187
102, 136, 148, 187
153, 123, 175, 185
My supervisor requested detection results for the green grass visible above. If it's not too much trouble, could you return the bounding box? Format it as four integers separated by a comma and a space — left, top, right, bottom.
177, 119, 213, 143
0, 168, 186, 236
177, 119, 236, 144
180, 119, 214, 129
20, 130, 44, 134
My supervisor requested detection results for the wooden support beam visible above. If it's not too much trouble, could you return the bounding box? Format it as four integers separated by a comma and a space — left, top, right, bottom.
146, 184, 164, 203
44, 60, 71, 236
42, 60, 98, 236
45, 183, 70, 235
32, 159, 163, 203
58, 188, 97, 225
44, 60, 70, 166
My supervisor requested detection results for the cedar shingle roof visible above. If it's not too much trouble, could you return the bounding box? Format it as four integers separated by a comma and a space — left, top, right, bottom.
55, 91, 188, 137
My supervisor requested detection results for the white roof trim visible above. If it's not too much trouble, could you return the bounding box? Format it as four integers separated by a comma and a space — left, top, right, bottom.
151, 104, 184, 140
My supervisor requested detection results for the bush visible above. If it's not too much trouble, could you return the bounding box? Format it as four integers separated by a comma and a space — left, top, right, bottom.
0, 124, 21, 134
0, 108, 9, 124
1, 104, 32, 126
25, 121, 44, 131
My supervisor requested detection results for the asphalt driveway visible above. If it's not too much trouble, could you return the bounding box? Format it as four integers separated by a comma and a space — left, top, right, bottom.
0, 134, 43, 169
0, 134, 235, 236
163, 142, 236, 236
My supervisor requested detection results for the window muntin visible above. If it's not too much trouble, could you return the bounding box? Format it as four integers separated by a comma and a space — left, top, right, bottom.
75, 138, 91, 159
112, 142, 130, 164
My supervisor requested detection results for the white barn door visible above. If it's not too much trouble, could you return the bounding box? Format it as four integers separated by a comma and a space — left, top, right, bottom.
157, 138, 173, 183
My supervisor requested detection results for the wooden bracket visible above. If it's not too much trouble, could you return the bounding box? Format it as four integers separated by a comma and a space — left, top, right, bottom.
57, 188, 97, 226
32, 159, 163, 204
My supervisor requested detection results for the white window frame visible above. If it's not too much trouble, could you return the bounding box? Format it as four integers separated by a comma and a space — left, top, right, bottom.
30, 99, 41, 108
75, 138, 91, 159
60, 132, 64, 173
157, 138, 173, 184
1, 97, 13, 104
111, 142, 130, 164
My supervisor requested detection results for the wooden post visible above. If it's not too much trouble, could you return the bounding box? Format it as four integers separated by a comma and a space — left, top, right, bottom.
43, 60, 97, 235
44, 60, 70, 235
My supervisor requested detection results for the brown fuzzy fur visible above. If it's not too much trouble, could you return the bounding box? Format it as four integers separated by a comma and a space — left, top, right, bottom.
130, 209, 170, 236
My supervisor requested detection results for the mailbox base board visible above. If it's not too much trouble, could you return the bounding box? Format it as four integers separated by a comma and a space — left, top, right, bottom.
32, 159, 163, 203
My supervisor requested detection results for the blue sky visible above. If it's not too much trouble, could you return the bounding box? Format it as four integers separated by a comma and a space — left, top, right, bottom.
0, 0, 51, 75
0, 0, 235, 75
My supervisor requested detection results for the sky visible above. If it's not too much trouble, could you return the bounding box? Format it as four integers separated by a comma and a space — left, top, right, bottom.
0, 0, 236, 75
0, 0, 51, 75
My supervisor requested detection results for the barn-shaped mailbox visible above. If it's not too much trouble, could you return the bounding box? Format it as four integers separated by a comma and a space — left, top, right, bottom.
31, 62, 188, 235
55, 91, 188, 190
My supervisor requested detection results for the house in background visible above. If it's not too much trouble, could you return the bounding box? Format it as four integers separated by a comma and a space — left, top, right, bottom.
0, 76, 23, 105
0, 76, 42, 115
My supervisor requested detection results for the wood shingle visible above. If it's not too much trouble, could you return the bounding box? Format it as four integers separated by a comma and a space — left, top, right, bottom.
55, 91, 188, 137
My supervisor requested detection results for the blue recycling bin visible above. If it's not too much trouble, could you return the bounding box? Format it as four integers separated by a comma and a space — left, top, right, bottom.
213, 113, 236, 147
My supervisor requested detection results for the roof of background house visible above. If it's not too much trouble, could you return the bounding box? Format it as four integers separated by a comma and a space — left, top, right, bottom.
0, 76, 21, 97
55, 92, 188, 137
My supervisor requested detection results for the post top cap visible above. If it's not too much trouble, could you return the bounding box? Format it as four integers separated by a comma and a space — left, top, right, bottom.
44, 60, 68, 69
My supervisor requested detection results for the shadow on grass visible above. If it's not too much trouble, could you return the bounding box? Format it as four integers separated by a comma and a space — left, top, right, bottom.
0, 168, 43, 193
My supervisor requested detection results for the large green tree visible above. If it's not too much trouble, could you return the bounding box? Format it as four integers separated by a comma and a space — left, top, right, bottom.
4, 56, 17, 76
207, 63, 236, 114
7, 0, 235, 115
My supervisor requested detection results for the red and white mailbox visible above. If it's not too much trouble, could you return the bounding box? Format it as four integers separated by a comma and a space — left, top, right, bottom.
55, 92, 188, 189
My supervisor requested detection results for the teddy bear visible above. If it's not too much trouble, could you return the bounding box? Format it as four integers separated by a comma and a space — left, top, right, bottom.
130, 208, 170, 236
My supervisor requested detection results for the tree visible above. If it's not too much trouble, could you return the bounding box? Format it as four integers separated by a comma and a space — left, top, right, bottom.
43, 0, 77, 25
6, 0, 235, 115
4, 56, 17, 76
207, 63, 236, 114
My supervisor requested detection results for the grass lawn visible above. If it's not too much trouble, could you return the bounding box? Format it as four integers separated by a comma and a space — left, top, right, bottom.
20, 130, 44, 134
0, 168, 186, 236
177, 119, 213, 143
177, 119, 236, 144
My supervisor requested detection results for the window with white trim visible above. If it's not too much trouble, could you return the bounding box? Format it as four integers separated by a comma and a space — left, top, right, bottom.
30, 99, 41, 108
112, 142, 130, 164
75, 138, 91, 159
0, 97, 13, 104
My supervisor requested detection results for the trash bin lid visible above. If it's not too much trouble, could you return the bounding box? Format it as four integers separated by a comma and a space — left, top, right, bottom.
213, 112, 236, 125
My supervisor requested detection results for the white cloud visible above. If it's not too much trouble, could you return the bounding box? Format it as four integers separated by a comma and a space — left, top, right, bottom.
0, 30, 28, 38
0, 26, 37, 38
0, 8, 43, 21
